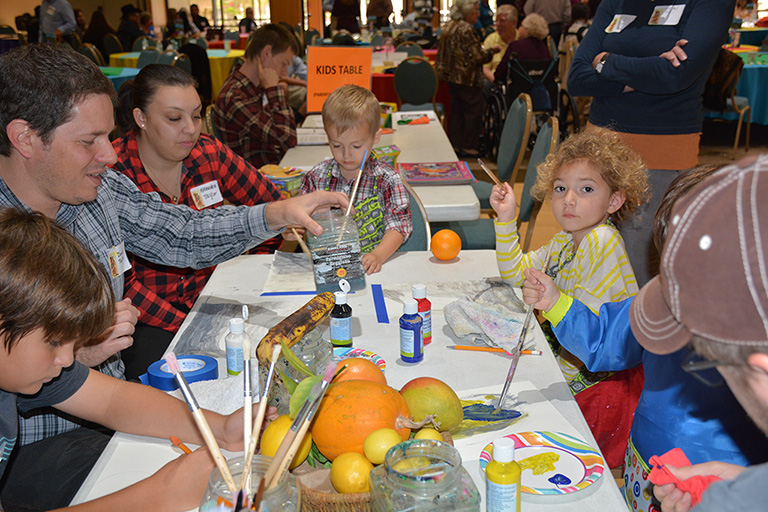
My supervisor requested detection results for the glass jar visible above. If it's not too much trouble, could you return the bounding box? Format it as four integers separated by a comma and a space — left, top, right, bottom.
200, 455, 298, 511
369, 439, 481, 512
259, 327, 331, 415
306, 209, 366, 294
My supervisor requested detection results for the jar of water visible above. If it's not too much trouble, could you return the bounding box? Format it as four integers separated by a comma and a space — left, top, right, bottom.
369, 439, 481, 512
306, 209, 366, 293
200, 456, 298, 511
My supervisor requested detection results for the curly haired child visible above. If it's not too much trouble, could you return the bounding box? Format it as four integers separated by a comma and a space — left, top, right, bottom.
490, 126, 649, 468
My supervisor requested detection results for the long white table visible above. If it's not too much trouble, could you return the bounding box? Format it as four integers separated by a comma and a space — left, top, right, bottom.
73, 250, 626, 511
281, 115, 481, 223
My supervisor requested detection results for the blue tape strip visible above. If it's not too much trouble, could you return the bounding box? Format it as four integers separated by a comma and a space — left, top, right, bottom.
260, 290, 357, 296
371, 284, 389, 324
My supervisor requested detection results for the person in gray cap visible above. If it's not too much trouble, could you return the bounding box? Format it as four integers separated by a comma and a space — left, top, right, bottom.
630, 155, 768, 512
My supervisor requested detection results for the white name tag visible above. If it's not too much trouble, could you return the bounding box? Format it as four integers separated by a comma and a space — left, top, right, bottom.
605, 14, 637, 33
649, 5, 686, 25
190, 180, 224, 209
107, 242, 131, 278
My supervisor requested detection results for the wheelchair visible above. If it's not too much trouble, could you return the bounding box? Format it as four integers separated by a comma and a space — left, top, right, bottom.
481, 55, 579, 159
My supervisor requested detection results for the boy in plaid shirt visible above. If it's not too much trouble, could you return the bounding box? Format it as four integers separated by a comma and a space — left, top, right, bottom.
300, 85, 412, 274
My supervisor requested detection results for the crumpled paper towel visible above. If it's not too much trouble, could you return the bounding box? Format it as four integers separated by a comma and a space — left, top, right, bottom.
170, 369, 259, 415
444, 298, 527, 353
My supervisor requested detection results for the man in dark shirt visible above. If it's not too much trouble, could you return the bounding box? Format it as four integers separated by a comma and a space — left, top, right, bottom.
190, 4, 210, 32
117, 4, 143, 51
239, 7, 257, 34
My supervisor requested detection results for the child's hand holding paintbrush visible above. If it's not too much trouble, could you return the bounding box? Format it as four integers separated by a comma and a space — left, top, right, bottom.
489, 181, 517, 223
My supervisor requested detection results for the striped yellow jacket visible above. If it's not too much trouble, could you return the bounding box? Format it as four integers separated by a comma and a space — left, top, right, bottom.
495, 219, 638, 313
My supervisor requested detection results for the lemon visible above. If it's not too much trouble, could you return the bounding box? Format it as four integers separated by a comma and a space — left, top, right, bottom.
330, 452, 374, 493
363, 428, 402, 465
414, 428, 443, 441
260, 415, 312, 469
392, 456, 432, 473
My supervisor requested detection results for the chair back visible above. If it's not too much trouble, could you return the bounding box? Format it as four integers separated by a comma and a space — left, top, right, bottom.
518, 116, 559, 251
394, 57, 437, 108
558, 39, 578, 88
191, 37, 208, 48
132, 36, 158, 51
69, 31, 82, 50
399, 181, 431, 251
305, 28, 320, 48
204, 104, 216, 136
496, 93, 533, 184
224, 30, 239, 41
78, 43, 105, 66
158, 50, 178, 66
0, 25, 16, 35
173, 53, 193, 75
137, 48, 161, 68
505, 58, 559, 113
102, 33, 123, 57
519, 115, 558, 223
703, 48, 743, 111
331, 32, 356, 46
395, 41, 424, 57
370, 33, 384, 47
179, 43, 212, 100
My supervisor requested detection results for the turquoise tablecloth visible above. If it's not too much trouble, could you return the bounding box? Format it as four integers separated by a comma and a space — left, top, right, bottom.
704, 52, 768, 125
737, 28, 768, 47
100, 66, 140, 91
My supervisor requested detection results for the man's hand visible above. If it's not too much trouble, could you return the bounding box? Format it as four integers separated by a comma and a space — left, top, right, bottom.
257, 56, 280, 89
75, 298, 139, 367
654, 461, 746, 512
522, 267, 561, 312
660, 39, 688, 67
265, 191, 350, 236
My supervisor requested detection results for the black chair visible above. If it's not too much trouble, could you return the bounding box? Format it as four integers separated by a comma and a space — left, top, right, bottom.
179, 43, 213, 101
78, 43, 106, 66
132, 36, 158, 51
0, 25, 16, 35
137, 48, 161, 68
103, 33, 124, 58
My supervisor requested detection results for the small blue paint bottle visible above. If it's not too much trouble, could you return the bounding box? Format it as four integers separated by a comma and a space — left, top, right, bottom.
400, 299, 423, 363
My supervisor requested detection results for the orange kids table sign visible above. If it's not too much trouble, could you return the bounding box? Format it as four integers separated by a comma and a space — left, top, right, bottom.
307, 46, 373, 112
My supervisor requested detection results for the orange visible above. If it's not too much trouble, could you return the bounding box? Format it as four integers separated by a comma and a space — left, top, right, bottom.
431, 229, 461, 261
335, 357, 387, 385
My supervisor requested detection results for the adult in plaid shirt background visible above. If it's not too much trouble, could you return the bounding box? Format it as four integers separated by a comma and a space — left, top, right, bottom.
0, 44, 347, 510
214, 23, 298, 169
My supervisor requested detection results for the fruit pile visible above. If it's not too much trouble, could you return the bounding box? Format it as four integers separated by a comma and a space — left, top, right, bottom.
266, 357, 464, 494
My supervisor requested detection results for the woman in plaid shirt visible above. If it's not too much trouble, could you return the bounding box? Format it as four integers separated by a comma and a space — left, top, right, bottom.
112, 64, 283, 378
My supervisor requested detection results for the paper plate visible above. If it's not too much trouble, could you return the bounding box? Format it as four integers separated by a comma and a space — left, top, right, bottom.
479, 431, 604, 494
332, 347, 387, 370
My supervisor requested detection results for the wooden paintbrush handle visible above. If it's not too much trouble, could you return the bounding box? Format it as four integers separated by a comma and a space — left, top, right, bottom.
192, 409, 237, 494
268, 420, 312, 489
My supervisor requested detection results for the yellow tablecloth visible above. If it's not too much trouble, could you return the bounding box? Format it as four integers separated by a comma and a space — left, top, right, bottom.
109, 49, 246, 100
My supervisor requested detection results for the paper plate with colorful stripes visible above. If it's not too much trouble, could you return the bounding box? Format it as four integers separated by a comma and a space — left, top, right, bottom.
479, 431, 605, 494
332, 347, 387, 370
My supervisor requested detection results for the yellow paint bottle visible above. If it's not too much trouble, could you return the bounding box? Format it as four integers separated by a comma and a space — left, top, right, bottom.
486, 437, 521, 512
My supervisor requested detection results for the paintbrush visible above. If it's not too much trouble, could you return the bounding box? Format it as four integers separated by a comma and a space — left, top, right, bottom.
241, 344, 282, 492
169, 435, 193, 454
252, 477, 265, 511
448, 345, 542, 355
264, 362, 337, 489
493, 242, 554, 413
290, 227, 311, 259
165, 352, 237, 495
336, 150, 369, 244
478, 158, 503, 188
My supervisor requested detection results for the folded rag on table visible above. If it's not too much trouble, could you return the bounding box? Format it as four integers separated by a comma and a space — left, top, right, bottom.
444, 297, 526, 353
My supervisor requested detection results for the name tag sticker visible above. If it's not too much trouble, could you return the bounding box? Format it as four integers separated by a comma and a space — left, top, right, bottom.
605, 15, 637, 33
107, 242, 131, 278
649, 5, 685, 25
190, 180, 224, 209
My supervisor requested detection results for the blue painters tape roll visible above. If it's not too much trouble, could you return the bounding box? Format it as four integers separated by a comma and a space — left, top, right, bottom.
144, 354, 218, 391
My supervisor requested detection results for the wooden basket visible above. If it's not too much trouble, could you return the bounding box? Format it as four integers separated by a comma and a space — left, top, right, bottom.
299, 480, 371, 512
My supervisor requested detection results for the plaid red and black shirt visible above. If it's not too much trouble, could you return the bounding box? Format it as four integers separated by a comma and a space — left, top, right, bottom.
301, 155, 412, 243
112, 132, 282, 332
213, 68, 297, 168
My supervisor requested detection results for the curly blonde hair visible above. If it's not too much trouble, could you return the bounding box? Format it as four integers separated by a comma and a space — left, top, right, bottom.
531, 127, 649, 223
